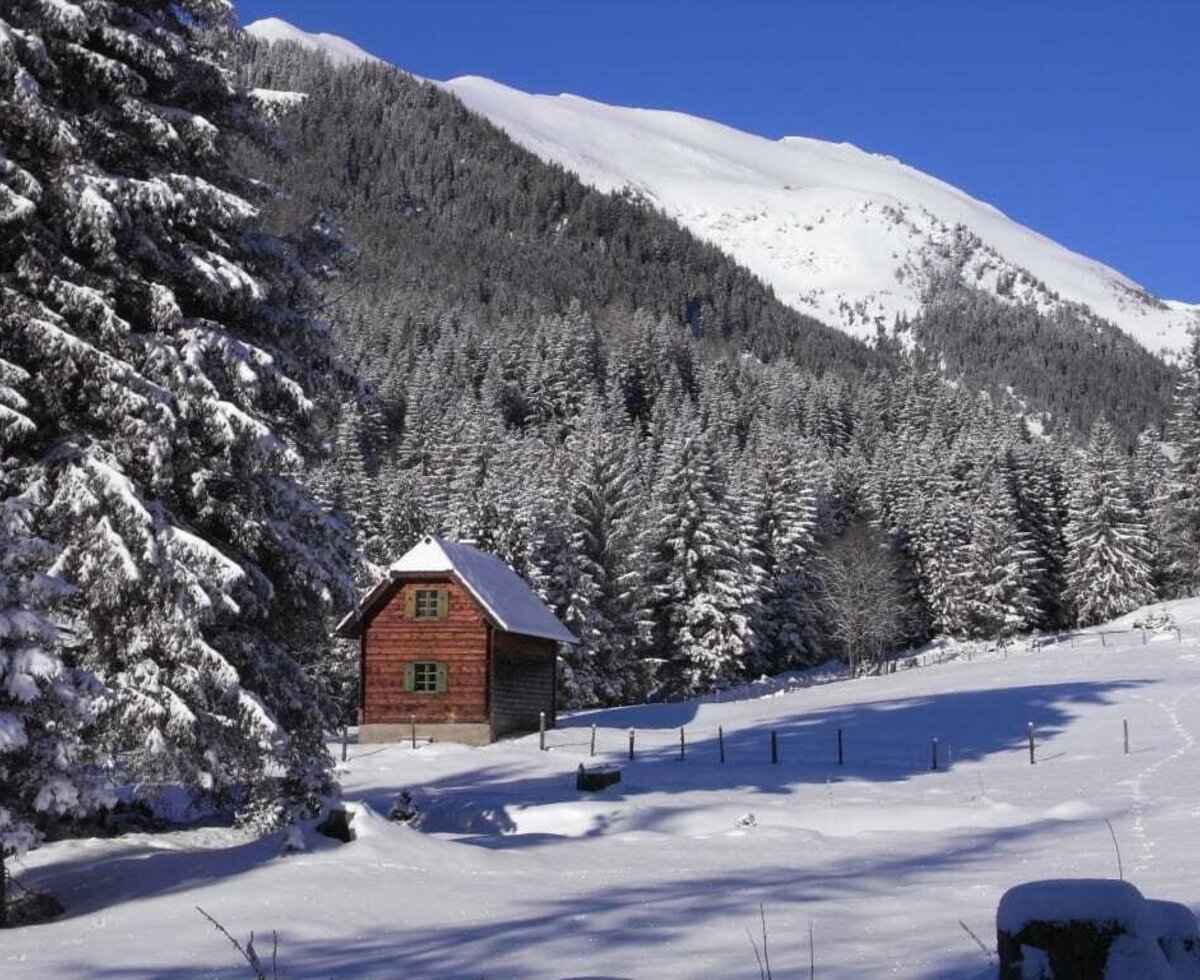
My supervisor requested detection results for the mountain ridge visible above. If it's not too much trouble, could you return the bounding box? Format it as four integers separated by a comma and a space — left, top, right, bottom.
244, 17, 1197, 357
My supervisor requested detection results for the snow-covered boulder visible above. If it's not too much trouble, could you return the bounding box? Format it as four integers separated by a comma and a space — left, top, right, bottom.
997, 879, 1198, 978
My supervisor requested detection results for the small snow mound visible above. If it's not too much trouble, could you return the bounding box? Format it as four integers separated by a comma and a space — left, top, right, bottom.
735, 813, 757, 828
281, 825, 306, 854
1044, 800, 1098, 821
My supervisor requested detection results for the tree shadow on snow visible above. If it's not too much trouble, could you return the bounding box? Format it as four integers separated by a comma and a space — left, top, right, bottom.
348, 678, 1152, 849
52, 814, 1132, 979
559, 677, 1153, 775
18, 826, 343, 924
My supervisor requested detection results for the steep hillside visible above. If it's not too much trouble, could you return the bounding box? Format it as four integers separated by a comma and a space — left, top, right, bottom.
240, 19, 1199, 357
240, 20, 1175, 438
442, 75, 1199, 358
235, 40, 885, 381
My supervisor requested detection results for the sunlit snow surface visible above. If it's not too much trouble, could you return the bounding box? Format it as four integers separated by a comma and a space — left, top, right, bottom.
8, 599, 1200, 977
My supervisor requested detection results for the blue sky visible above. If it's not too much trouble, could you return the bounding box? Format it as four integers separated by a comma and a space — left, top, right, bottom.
237, 1, 1198, 302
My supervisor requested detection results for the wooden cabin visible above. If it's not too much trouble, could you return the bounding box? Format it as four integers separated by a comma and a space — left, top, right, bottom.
335, 536, 578, 745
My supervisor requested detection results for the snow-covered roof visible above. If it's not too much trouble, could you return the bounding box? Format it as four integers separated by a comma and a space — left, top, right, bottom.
336, 537, 577, 645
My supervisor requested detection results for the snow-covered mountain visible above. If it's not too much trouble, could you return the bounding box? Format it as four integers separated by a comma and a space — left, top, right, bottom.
245, 16, 381, 67
246, 18, 1198, 355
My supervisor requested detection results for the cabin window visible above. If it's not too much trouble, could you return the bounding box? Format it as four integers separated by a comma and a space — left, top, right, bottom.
404, 661, 448, 694
406, 587, 449, 620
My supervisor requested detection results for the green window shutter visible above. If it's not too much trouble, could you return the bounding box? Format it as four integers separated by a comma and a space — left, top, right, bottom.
435, 662, 448, 693
403, 589, 417, 619
403, 663, 415, 692
436, 589, 449, 620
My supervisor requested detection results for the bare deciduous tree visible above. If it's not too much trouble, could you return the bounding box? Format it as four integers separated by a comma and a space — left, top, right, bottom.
817, 522, 907, 674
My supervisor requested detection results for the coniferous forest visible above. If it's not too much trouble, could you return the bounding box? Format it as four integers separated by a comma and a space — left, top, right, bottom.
2, 0, 1199, 867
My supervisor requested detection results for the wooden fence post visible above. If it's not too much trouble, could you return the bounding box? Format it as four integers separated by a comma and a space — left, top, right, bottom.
341, 724, 348, 762
628, 728, 635, 761
411, 714, 416, 750
837, 727, 844, 766
719, 725, 725, 764
932, 737, 939, 772
1028, 722, 1036, 765
539, 711, 546, 751
679, 726, 686, 761
590, 724, 596, 758
1101, 632, 1107, 648
771, 730, 779, 765
1123, 719, 1129, 755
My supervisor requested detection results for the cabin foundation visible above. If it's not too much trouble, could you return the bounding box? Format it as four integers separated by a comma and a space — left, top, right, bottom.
359, 722, 493, 746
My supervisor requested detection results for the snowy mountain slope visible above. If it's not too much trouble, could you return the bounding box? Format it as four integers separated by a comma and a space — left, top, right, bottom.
245, 17, 1198, 355
244, 16, 382, 67
443, 76, 1199, 354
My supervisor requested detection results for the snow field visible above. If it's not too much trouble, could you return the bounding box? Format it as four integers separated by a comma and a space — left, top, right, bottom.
8, 602, 1200, 977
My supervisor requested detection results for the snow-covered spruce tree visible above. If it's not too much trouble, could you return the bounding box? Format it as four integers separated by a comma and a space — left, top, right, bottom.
0, 0, 354, 827
960, 473, 1040, 642
554, 399, 651, 707
740, 429, 824, 674
1160, 332, 1200, 596
909, 456, 972, 637
1, 437, 110, 919
646, 415, 750, 697
1010, 443, 1071, 631
1066, 419, 1155, 627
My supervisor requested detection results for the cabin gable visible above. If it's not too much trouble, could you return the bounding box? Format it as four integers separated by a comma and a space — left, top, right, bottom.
361, 576, 490, 731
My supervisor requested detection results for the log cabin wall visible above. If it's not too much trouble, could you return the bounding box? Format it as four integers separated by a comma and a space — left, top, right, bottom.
490, 631, 558, 738
362, 576, 489, 725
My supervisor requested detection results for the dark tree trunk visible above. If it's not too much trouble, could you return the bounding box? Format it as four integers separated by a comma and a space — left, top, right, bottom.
1, 848, 8, 929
